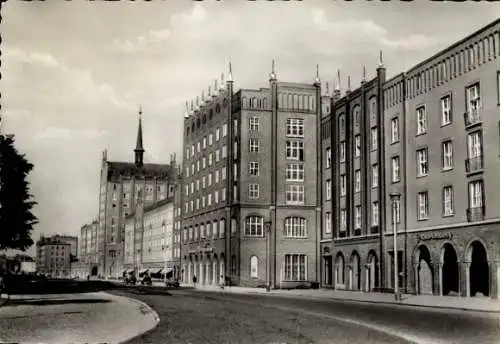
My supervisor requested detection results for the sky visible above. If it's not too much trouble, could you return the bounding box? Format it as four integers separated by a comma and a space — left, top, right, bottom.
1, 1, 499, 254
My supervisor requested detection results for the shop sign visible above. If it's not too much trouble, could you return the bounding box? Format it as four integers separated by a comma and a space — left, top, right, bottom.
188, 246, 214, 254
417, 232, 453, 242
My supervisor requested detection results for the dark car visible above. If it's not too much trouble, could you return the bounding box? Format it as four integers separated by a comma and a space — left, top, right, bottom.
140, 275, 152, 286
165, 279, 180, 288
124, 274, 137, 285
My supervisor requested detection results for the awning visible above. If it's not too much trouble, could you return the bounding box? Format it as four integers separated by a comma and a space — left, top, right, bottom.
149, 268, 162, 274
139, 268, 149, 274
161, 268, 173, 275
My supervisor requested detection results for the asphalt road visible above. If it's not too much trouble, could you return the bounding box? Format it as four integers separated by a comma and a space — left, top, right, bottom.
110, 287, 500, 344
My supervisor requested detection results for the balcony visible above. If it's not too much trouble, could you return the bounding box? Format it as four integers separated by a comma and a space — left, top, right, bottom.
463, 106, 482, 128
465, 156, 484, 174
466, 206, 485, 222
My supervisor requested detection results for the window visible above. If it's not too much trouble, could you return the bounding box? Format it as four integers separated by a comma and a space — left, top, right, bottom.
286, 164, 304, 181
466, 83, 481, 112
469, 180, 484, 209
249, 162, 259, 176
209, 133, 213, 146
325, 212, 331, 234
249, 184, 259, 199
372, 202, 379, 226
353, 107, 360, 126
355, 206, 362, 230
372, 164, 378, 188
202, 157, 206, 169
191, 144, 194, 156
222, 167, 227, 180
441, 95, 452, 125
245, 216, 263, 236
201, 224, 205, 239
216, 149, 220, 162
185, 185, 189, 196
286, 141, 304, 161
222, 124, 228, 137
250, 256, 258, 278
197, 198, 200, 209
208, 193, 212, 206
325, 148, 331, 169
392, 156, 400, 183
197, 141, 201, 153
340, 174, 346, 196
416, 106, 427, 135
287, 118, 304, 137
208, 173, 212, 186
284, 254, 306, 281
354, 170, 361, 193
340, 209, 347, 232
442, 140, 453, 170
354, 135, 361, 157
220, 219, 225, 238
191, 163, 194, 175
216, 128, 220, 141
197, 160, 200, 172
186, 148, 190, 160
286, 185, 304, 204
417, 148, 429, 177
284, 217, 307, 238
215, 170, 219, 183
443, 186, 454, 216
209, 153, 213, 166
233, 163, 238, 181
203, 137, 207, 149
340, 141, 346, 162
417, 191, 429, 220
215, 190, 219, 203
391, 195, 401, 224
326, 180, 331, 200
196, 179, 200, 191
233, 141, 238, 160
185, 167, 189, 178
222, 187, 226, 201
249, 139, 259, 153
190, 182, 194, 194
339, 115, 345, 132
249, 117, 260, 131
222, 145, 227, 158
371, 128, 378, 151
391, 117, 399, 143
233, 119, 238, 136
467, 131, 482, 158
202, 176, 206, 189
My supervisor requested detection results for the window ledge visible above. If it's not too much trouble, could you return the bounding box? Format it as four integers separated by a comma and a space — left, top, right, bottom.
416, 132, 427, 137
442, 213, 455, 218
416, 174, 428, 179
417, 217, 429, 222
390, 140, 400, 146
442, 167, 453, 173
283, 237, 308, 240
440, 122, 452, 128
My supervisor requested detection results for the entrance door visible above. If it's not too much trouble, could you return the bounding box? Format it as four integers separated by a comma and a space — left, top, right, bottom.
324, 256, 332, 286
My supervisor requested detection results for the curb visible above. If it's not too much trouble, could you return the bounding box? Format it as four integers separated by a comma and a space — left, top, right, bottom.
193, 288, 500, 314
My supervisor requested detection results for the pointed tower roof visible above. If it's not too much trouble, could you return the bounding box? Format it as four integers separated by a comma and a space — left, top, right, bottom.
134, 106, 145, 167
269, 59, 277, 81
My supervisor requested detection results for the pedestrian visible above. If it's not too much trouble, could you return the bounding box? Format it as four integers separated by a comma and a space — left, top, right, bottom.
192, 275, 197, 288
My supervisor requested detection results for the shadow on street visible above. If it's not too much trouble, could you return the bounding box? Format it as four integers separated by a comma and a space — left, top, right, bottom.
4, 298, 112, 307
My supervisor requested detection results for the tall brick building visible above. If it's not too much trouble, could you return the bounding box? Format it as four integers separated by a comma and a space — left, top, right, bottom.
180, 64, 321, 288
97, 110, 177, 278
324, 18, 500, 299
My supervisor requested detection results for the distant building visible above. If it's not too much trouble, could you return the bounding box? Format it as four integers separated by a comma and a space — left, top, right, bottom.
78, 220, 99, 276
97, 109, 178, 278
51, 235, 78, 259
36, 237, 71, 277
124, 196, 179, 279
180, 64, 321, 288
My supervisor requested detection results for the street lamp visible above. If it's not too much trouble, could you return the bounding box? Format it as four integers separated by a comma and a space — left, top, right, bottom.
264, 220, 272, 292
390, 192, 401, 302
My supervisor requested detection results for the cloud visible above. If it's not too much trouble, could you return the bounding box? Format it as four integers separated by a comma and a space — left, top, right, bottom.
111, 28, 171, 53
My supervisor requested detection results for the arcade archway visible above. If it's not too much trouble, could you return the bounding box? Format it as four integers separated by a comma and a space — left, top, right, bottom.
441, 243, 459, 296
350, 251, 361, 291
415, 245, 433, 295
468, 241, 489, 297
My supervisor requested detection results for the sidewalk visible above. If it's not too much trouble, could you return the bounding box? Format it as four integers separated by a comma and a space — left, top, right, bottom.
183, 283, 500, 313
0, 292, 159, 344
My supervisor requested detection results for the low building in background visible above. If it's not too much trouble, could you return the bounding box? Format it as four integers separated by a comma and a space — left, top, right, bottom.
0, 249, 35, 274
36, 237, 71, 278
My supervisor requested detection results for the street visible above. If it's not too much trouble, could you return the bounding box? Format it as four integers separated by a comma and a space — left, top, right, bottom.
111, 287, 500, 344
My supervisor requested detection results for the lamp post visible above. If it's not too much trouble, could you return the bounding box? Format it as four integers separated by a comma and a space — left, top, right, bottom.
390, 192, 401, 302
265, 220, 272, 292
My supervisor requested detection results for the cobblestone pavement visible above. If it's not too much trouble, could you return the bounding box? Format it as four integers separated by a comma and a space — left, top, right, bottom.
110, 287, 500, 344
0, 292, 159, 344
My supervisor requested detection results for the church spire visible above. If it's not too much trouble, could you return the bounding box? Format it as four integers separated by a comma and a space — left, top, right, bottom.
134, 106, 145, 168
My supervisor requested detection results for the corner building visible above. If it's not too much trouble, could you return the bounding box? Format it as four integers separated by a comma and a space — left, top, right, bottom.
326, 18, 500, 299
181, 66, 320, 288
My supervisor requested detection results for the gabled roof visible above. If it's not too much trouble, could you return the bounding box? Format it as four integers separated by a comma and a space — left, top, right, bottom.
107, 161, 174, 179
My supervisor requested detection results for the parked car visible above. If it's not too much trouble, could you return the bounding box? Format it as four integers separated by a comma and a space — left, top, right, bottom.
165, 278, 179, 288
139, 275, 152, 286
124, 274, 137, 285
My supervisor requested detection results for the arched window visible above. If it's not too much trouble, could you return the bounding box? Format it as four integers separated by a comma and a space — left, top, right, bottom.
287, 94, 293, 110
251, 97, 257, 108
339, 114, 345, 133
352, 106, 361, 126
279, 94, 284, 109
219, 218, 225, 238
213, 220, 218, 238
369, 97, 377, 122
245, 216, 263, 237
242, 97, 248, 108
309, 95, 313, 111
298, 95, 303, 110
293, 94, 299, 109
250, 256, 258, 278
263, 98, 268, 110
284, 217, 307, 238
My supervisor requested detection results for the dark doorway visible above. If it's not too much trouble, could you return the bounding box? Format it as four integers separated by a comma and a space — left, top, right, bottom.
351, 252, 360, 291
470, 241, 489, 297
367, 252, 378, 291
324, 256, 332, 286
91, 266, 98, 276
442, 244, 459, 296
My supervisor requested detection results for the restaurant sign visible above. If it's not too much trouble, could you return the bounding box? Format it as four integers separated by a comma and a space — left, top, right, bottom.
417, 232, 453, 242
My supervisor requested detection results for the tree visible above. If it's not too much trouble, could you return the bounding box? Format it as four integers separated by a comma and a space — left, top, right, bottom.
0, 134, 38, 250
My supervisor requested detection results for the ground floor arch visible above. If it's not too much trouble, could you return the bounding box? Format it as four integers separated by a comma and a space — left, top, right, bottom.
91, 266, 98, 276
334, 252, 345, 288
415, 244, 433, 295
441, 243, 459, 296
350, 251, 361, 291
366, 251, 378, 292
467, 240, 489, 297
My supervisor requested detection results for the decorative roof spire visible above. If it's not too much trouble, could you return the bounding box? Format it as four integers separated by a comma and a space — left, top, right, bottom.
220, 72, 225, 90
378, 50, 384, 68
228, 61, 233, 83
134, 106, 145, 168
362, 65, 367, 83
213, 79, 218, 96
201, 90, 205, 105
208, 85, 212, 98
190, 99, 194, 112
325, 82, 329, 96
269, 59, 277, 81
314, 64, 320, 85
335, 69, 341, 91
184, 101, 190, 118
195, 96, 200, 110
347, 75, 351, 90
